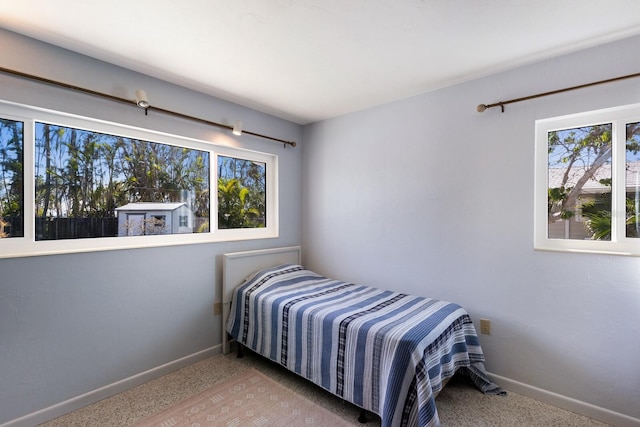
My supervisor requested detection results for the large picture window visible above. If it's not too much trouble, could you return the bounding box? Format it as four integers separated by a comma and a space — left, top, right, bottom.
0, 101, 278, 258
34, 122, 210, 240
535, 103, 640, 255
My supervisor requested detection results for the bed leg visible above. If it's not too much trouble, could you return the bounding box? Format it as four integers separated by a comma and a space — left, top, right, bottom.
358, 409, 368, 423
236, 344, 245, 359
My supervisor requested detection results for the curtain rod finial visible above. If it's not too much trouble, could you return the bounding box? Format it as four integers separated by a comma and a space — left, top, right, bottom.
476, 104, 487, 113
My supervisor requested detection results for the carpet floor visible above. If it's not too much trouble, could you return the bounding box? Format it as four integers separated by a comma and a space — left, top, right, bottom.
130, 367, 353, 427
39, 351, 611, 427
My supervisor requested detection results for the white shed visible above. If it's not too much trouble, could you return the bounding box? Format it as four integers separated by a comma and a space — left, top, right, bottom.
115, 202, 194, 236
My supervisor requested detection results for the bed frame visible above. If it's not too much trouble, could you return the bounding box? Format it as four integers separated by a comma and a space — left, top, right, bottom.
222, 246, 302, 355
221, 245, 501, 425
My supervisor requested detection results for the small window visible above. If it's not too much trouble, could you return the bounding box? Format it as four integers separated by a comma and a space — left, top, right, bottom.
150, 215, 167, 234
213, 149, 277, 242
217, 155, 266, 229
535, 103, 640, 255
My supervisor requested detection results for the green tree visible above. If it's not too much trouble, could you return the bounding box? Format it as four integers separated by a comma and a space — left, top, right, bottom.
548, 124, 612, 225
217, 156, 265, 229
218, 178, 261, 228
0, 119, 23, 219
0, 118, 23, 237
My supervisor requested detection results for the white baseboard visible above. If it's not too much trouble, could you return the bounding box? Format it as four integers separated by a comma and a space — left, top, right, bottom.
1, 345, 221, 427
489, 372, 640, 427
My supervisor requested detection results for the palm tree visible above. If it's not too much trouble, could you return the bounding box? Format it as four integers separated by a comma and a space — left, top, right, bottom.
581, 195, 640, 240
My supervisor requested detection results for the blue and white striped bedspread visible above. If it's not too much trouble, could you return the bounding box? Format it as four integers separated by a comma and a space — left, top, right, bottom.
226, 265, 503, 427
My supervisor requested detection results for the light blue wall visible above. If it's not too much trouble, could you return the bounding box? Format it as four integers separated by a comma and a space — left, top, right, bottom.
302, 35, 640, 424
0, 28, 302, 424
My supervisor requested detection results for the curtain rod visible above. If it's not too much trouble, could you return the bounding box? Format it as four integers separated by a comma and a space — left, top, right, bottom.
476, 71, 640, 113
0, 66, 297, 148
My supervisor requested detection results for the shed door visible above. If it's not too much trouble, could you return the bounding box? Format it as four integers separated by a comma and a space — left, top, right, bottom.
126, 213, 145, 236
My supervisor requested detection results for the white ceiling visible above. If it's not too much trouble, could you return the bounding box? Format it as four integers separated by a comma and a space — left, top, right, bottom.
1, 0, 640, 124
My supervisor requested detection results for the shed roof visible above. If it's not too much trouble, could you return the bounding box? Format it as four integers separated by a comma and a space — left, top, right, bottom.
115, 202, 187, 211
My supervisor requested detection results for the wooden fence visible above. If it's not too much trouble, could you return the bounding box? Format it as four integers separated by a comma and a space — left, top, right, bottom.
2, 216, 209, 239
35, 217, 119, 240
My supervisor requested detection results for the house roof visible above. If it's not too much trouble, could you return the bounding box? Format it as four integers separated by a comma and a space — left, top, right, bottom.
548, 161, 640, 193
115, 202, 187, 212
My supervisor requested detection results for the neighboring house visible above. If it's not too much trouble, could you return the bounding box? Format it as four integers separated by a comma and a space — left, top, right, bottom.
115, 202, 193, 236
547, 161, 640, 239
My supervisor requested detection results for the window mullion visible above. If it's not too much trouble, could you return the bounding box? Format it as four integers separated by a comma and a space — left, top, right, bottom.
611, 120, 626, 242
23, 118, 35, 243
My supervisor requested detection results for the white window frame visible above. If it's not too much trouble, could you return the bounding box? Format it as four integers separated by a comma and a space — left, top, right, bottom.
0, 100, 278, 258
534, 102, 640, 256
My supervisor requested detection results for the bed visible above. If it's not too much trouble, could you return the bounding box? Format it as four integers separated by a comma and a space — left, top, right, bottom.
222, 246, 503, 427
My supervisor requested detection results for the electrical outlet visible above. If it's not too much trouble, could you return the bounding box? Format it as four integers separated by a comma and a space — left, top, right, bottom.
213, 302, 222, 315
479, 318, 491, 335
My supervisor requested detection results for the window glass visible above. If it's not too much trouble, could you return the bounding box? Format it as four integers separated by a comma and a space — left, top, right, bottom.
0, 117, 24, 238
34, 122, 210, 240
217, 155, 266, 229
627, 121, 640, 238
547, 124, 612, 240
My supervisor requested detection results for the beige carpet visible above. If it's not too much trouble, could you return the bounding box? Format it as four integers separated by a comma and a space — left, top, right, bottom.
132, 368, 353, 427
38, 352, 611, 427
